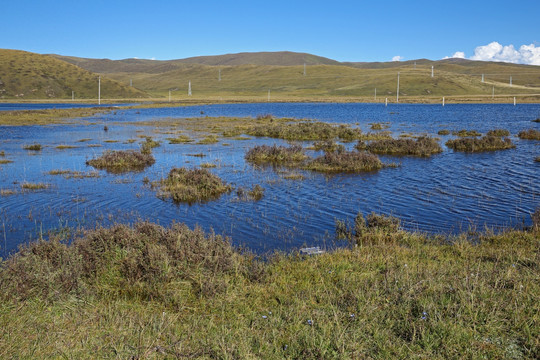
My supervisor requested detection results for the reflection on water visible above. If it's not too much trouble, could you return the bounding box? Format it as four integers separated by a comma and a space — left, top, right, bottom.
0, 103, 539, 255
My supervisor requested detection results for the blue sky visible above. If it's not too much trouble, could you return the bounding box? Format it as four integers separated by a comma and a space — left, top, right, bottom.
2, 0, 539, 64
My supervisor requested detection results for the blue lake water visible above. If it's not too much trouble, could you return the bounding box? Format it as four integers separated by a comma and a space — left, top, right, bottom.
0, 102, 539, 256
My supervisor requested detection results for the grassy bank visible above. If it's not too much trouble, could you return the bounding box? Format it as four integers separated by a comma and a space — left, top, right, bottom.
0, 107, 115, 126
0, 216, 538, 359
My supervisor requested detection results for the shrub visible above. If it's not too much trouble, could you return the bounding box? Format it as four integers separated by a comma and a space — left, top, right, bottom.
446, 136, 515, 152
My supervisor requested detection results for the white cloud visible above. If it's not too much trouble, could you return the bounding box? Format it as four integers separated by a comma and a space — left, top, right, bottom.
452, 51, 465, 59
392, 55, 403, 62
446, 42, 540, 65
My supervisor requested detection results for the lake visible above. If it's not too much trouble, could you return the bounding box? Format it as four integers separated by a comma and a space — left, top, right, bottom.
0, 102, 539, 255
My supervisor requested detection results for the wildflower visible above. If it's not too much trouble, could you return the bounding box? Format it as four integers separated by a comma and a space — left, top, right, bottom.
307, 319, 313, 326
349, 314, 355, 319
421, 311, 428, 320
262, 315, 268, 319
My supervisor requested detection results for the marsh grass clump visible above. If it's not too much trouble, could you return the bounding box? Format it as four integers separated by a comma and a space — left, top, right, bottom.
20, 182, 49, 190
48, 170, 100, 179
245, 144, 307, 164
362, 136, 442, 157
23, 144, 42, 151
518, 129, 540, 140
310, 140, 345, 152
446, 136, 515, 152
304, 151, 383, 173
452, 129, 482, 137
140, 137, 161, 154
532, 118, 540, 123
437, 129, 450, 135
0, 189, 17, 196
197, 135, 219, 144
487, 129, 510, 137
0, 151, 5, 156
200, 162, 217, 168
167, 135, 194, 144
369, 122, 390, 130
0, 159, 13, 164
86, 150, 155, 173
236, 184, 265, 201
55, 145, 77, 150
155, 167, 231, 204
336, 212, 401, 243
535, 156, 540, 162
246, 121, 363, 141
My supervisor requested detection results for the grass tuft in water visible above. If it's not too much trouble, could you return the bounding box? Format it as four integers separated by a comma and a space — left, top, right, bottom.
310, 140, 345, 152
245, 144, 307, 164
0, 159, 13, 164
237, 184, 265, 201
518, 129, 540, 140
167, 135, 194, 144
487, 129, 510, 137
155, 167, 231, 204
246, 121, 363, 141
361, 136, 442, 157
304, 150, 383, 173
197, 135, 219, 144
452, 129, 482, 137
446, 136, 515, 152
86, 150, 155, 173
140, 137, 161, 154
23, 144, 42, 151
437, 129, 450, 135
20, 182, 49, 190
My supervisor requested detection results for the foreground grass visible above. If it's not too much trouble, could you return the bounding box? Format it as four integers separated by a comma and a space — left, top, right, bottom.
0, 218, 538, 359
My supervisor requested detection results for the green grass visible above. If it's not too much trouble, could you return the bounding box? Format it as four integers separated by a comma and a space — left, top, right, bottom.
518, 129, 540, 140
86, 149, 155, 173
55, 144, 77, 150
197, 135, 220, 144
446, 136, 515, 152
154, 167, 231, 204
362, 136, 442, 157
0, 216, 538, 358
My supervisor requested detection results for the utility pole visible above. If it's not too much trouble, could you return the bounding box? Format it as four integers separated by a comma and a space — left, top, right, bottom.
414, 61, 416, 69
72, 91, 74, 101
492, 86, 495, 99
510, 76, 512, 86
385, 98, 388, 107
374, 88, 377, 101
130, 79, 132, 87
303, 63, 306, 76
98, 76, 101, 105
396, 72, 400, 103
169, 90, 171, 102
442, 97, 445, 107
188, 81, 192, 96
431, 66, 434, 78
268, 89, 270, 102
218, 69, 221, 81
514, 97, 516, 106
481, 74, 484, 83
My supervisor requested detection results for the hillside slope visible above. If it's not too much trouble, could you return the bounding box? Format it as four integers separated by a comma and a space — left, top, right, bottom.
0, 49, 149, 99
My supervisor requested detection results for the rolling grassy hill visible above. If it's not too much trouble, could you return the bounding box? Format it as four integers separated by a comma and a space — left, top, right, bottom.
4, 49, 540, 101
53, 51, 540, 101
0, 49, 149, 100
